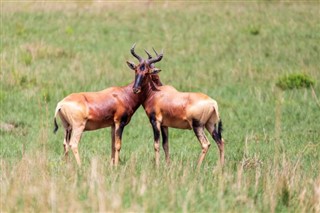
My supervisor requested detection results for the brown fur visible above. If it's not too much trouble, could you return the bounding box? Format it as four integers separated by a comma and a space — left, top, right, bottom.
54, 82, 149, 166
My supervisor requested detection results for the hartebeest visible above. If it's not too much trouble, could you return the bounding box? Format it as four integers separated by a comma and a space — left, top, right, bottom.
53, 57, 162, 166
126, 45, 224, 167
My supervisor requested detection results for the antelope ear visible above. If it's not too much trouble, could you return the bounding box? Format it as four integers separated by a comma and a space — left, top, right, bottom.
126, 61, 136, 70
150, 68, 161, 74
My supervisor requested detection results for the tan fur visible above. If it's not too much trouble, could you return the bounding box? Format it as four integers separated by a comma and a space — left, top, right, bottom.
129, 58, 224, 167
128, 45, 224, 167
145, 86, 219, 130
142, 84, 223, 166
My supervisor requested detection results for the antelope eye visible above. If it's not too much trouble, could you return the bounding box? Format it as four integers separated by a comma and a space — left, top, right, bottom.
140, 64, 145, 71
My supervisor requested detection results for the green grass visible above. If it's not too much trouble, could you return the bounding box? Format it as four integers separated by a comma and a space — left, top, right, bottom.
1, 2, 320, 212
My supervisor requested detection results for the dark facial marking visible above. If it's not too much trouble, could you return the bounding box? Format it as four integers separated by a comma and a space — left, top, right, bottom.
133, 74, 143, 91
140, 64, 145, 71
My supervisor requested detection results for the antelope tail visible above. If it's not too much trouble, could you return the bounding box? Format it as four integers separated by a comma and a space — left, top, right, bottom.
213, 120, 223, 141
53, 118, 59, 134
53, 104, 62, 134
217, 120, 223, 140
212, 103, 223, 141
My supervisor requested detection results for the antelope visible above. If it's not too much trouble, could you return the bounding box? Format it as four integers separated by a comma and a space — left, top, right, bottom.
53, 53, 162, 166
126, 45, 224, 167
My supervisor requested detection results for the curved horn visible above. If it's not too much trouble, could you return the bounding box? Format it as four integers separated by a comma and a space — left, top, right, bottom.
144, 49, 152, 59
130, 43, 143, 62
152, 47, 159, 56
147, 49, 163, 65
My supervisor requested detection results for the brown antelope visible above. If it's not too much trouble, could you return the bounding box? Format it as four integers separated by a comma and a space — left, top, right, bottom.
126, 45, 224, 167
53, 52, 162, 166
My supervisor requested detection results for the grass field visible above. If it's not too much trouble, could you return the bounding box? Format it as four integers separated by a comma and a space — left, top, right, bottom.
1, 1, 320, 212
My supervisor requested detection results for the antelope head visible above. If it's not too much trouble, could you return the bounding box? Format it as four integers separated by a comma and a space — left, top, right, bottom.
126, 44, 163, 94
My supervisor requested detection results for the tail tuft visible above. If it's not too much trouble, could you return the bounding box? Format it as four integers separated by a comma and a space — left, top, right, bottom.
53, 104, 62, 134
213, 119, 223, 141
217, 120, 223, 138
53, 118, 59, 134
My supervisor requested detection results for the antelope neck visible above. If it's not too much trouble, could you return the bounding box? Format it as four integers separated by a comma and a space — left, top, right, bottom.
122, 82, 146, 111
140, 75, 160, 103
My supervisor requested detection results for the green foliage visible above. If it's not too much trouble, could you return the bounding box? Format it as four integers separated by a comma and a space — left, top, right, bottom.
0, 90, 6, 103
21, 51, 33, 66
280, 179, 290, 208
15, 22, 26, 36
17, 75, 37, 88
1, 2, 319, 213
281, 184, 290, 207
276, 73, 315, 90
19, 75, 28, 86
65, 26, 74, 35
41, 89, 51, 102
248, 25, 260, 36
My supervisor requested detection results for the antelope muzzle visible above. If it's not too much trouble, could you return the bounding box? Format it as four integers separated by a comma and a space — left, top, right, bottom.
133, 74, 143, 94
133, 87, 141, 94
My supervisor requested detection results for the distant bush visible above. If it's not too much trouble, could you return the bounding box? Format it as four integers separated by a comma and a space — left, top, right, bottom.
18, 75, 37, 88
248, 25, 260, 36
276, 73, 315, 90
22, 51, 32, 66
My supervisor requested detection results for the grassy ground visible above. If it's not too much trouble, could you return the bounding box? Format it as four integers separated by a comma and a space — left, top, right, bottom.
1, 1, 320, 212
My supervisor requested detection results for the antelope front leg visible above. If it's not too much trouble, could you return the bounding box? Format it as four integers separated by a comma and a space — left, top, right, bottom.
161, 126, 170, 164
193, 125, 211, 168
150, 115, 161, 166
114, 122, 125, 166
110, 125, 116, 165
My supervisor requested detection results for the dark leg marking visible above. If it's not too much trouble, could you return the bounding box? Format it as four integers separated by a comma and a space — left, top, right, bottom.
161, 126, 169, 163
161, 126, 168, 145
67, 129, 72, 142
192, 119, 211, 167
116, 113, 129, 140
150, 112, 160, 141
192, 119, 202, 128
192, 119, 207, 144
150, 112, 161, 165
